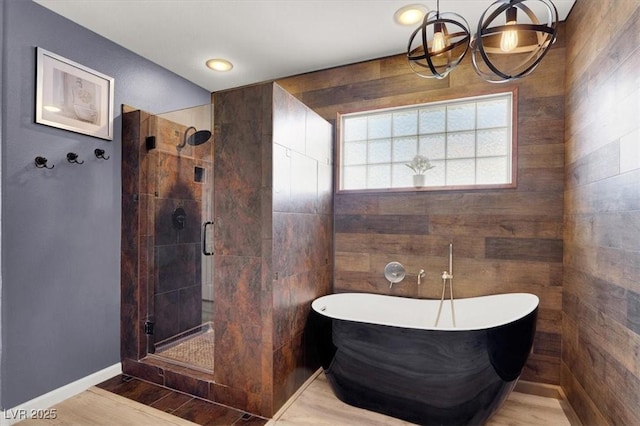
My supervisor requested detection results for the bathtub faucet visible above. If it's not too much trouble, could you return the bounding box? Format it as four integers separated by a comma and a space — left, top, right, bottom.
435, 243, 456, 327
417, 269, 425, 285
384, 262, 426, 289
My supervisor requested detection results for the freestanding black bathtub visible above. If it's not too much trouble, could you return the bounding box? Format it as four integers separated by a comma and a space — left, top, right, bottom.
309, 292, 538, 425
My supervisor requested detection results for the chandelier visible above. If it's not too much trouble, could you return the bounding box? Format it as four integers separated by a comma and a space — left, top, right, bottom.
407, 0, 558, 82
407, 0, 470, 79
472, 0, 558, 82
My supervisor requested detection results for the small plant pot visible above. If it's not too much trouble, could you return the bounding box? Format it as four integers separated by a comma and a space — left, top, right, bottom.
413, 174, 426, 188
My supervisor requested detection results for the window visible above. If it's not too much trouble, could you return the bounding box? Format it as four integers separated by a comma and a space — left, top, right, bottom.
338, 91, 516, 192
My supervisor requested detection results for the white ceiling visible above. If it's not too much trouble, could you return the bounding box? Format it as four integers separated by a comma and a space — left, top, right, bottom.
34, 0, 576, 92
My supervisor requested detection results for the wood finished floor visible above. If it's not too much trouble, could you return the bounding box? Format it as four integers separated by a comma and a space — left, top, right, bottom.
268, 373, 574, 426
17, 387, 197, 426
17, 373, 576, 426
18, 374, 267, 426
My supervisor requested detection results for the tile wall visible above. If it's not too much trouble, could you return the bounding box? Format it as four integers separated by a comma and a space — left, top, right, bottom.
152, 117, 212, 342
213, 82, 333, 416
121, 82, 333, 418
562, 1, 640, 424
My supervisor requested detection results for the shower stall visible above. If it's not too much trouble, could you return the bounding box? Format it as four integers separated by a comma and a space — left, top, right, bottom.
121, 103, 215, 373
121, 82, 333, 417
144, 104, 214, 372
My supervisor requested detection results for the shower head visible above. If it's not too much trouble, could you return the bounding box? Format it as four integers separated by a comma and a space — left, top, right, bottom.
178, 126, 212, 148
188, 129, 212, 146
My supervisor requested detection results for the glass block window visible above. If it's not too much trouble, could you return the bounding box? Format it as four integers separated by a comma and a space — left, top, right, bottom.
338, 92, 515, 191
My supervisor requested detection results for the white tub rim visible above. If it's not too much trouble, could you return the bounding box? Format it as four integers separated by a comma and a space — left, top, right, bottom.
311, 292, 539, 332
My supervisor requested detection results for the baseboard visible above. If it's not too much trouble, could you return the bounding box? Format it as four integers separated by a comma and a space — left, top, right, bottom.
556, 386, 584, 426
0, 362, 122, 426
514, 380, 583, 426
514, 380, 563, 399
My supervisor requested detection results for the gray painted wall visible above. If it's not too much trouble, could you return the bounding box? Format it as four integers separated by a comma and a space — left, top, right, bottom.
0, 0, 5, 409
1, 0, 211, 408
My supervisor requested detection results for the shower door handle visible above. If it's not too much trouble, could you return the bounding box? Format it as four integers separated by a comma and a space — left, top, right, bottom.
203, 221, 214, 255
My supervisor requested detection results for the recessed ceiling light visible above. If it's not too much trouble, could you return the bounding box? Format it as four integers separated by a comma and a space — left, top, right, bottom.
206, 58, 233, 72
394, 4, 428, 26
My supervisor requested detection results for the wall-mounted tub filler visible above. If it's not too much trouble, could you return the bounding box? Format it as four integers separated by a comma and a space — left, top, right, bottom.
435, 242, 455, 327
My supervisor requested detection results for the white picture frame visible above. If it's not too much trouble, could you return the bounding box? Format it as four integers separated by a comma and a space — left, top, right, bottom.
35, 47, 114, 140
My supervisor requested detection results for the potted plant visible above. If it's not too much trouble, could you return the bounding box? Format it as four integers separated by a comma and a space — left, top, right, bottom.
406, 154, 435, 187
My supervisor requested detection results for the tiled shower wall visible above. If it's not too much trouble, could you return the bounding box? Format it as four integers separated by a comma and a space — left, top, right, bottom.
123, 86, 331, 417
213, 82, 333, 416
122, 108, 212, 347
152, 116, 212, 343
212, 83, 272, 415
121, 107, 218, 400
271, 84, 333, 410
277, 27, 567, 385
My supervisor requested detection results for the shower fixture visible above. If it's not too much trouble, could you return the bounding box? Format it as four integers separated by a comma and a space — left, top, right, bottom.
178, 126, 212, 149
172, 207, 187, 230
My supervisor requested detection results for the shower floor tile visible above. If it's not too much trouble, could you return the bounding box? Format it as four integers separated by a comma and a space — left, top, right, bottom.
155, 328, 215, 372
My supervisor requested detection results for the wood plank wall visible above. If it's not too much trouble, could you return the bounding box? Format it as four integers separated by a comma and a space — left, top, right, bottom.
277, 26, 567, 385
562, 1, 640, 424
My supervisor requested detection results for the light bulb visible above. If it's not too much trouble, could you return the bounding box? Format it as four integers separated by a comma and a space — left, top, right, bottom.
432, 31, 446, 52
206, 58, 233, 72
431, 23, 446, 53
500, 7, 518, 52
500, 22, 518, 52
394, 4, 427, 26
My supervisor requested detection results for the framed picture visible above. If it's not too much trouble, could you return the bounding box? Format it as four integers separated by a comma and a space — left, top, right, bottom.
35, 47, 114, 140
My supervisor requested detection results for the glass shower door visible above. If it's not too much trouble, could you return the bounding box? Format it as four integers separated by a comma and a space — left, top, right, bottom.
144, 103, 215, 373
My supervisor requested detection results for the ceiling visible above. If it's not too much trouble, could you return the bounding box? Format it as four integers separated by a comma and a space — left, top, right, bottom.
34, 0, 576, 92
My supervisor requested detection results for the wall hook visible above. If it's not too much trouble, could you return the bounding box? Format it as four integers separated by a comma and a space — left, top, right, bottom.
66, 152, 84, 164
94, 148, 110, 160
35, 156, 54, 169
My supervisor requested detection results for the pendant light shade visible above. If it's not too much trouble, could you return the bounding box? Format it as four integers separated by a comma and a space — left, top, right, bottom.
407, 9, 470, 79
471, 0, 558, 82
